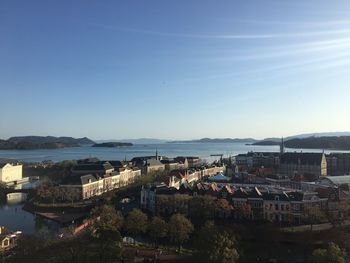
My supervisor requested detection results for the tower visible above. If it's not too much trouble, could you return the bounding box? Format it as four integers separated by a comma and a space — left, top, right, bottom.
155, 148, 158, 160
280, 137, 285, 155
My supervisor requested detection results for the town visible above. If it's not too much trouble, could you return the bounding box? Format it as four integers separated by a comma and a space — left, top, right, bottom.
1, 140, 350, 262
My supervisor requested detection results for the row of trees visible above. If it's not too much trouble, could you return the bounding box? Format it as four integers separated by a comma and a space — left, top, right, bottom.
89, 205, 241, 263
35, 183, 81, 205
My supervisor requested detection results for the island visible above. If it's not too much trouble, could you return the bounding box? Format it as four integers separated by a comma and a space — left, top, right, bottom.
251, 140, 280, 146
252, 136, 350, 150
168, 138, 257, 144
92, 142, 133, 147
0, 136, 95, 150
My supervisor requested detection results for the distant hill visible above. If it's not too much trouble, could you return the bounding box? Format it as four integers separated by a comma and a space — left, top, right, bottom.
92, 142, 133, 148
168, 138, 257, 143
253, 132, 350, 146
252, 140, 280, 146
0, 136, 95, 150
285, 136, 350, 150
96, 138, 167, 144
7, 136, 94, 145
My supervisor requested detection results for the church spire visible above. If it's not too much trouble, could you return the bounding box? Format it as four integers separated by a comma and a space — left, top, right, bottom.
280, 137, 285, 155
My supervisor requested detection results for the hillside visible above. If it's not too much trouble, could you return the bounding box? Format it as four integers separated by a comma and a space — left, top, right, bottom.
252, 140, 280, 146
0, 136, 95, 150
168, 138, 257, 143
92, 142, 133, 147
285, 136, 350, 150
7, 136, 94, 145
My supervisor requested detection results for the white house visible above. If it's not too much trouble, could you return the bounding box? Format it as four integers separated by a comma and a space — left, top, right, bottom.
0, 163, 22, 183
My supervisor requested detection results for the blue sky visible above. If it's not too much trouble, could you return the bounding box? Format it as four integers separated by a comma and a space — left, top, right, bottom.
1, 0, 350, 140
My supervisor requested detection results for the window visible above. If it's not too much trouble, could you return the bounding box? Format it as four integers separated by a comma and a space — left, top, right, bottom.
275, 204, 279, 210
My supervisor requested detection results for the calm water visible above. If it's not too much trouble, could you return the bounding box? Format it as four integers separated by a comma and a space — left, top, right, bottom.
0, 182, 61, 237
0, 142, 349, 163
1, 142, 350, 235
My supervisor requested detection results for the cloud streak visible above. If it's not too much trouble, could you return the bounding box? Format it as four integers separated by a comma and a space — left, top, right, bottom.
91, 23, 350, 40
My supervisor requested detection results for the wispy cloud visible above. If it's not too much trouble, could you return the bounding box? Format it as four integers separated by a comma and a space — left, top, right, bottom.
243, 19, 350, 27
181, 51, 350, 83
91, 23, 350, 40
211, 37, 350, 62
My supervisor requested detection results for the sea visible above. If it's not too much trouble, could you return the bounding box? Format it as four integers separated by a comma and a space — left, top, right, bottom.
0, 142, 349, 164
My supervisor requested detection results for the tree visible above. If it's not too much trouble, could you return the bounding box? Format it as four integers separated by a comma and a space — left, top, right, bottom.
90, 205, 124, 231
236, 202, 252, 220
168, 214, 194, 252
304, 204, 326, 231
309, 242, 346, 263
93, 224, 122, 263
194, 221, 239, 263
215, 198, 234, 219
14, 235, 45, 257
124, 209, 148, 239
189, 195, 216, 225
148, 216, 168, 247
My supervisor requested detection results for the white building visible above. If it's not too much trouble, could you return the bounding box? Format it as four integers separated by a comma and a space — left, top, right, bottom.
0, 163, 22, 183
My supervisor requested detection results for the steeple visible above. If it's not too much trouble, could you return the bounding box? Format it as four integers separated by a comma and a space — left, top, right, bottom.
280, 137, 285, 155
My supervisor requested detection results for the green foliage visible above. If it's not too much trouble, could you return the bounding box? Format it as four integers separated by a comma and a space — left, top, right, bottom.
194, 221, 239, 263
92, 142, 133, 147
285, 136, 350, 150
309, 242, 346, 263
90, 205, 124, 231
14, 235, 45, 257
35, 183, 81, 205
188, 195, 216, 224
168, 213, 194, 250
123, 208, 148, 237
93, 224, 122, 263
148, 216, 168, 246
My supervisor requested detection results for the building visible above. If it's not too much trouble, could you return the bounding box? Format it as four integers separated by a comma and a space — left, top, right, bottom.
235, 152, 280, 169
141, 182, 329, 225
156, 165, 225, 189
326, 153, 350, 176
71, 161, 115, 176
144, 159, 165, 174
61, 167, 142, 200
279, 152, 327, 179
318, 175, 350, 187
0, 163, 22, 183
185, 157, 201, 167
0, 226, 20, 251
161, 159, 185, 171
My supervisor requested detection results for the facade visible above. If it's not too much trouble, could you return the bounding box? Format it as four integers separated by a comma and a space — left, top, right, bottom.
235, 152, 280, 169
185, 157, 201, 167
61, 167, 142, 200
279, 153, 327, 178
145, 159, 165, 174
158, 165, 225, 189
0, 226, 19, 251
0, 163, 22, 183
141, 182, 330, 225
71, 161, 114, 175
326, 153, 350, 176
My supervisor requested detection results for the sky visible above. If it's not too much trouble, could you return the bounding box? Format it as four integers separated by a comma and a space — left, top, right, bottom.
1, 0, 350, 140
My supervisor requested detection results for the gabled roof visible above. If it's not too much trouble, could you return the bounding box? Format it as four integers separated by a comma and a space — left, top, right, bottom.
61, 174, 99, 185
319, 175, 350, 186
280, 153, 324, 165
146, 159, 164, 167
72, 162, 114, 172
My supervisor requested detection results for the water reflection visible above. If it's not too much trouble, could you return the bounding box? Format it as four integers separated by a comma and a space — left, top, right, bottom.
0, 181, 61, 238
6, 193, 27, 205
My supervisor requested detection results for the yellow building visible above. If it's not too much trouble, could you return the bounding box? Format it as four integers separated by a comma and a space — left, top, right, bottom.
0, 163, 23, 183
